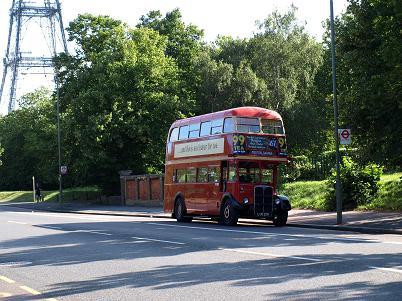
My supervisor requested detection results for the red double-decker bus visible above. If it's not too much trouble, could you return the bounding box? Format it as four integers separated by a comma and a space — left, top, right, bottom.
164, 106, 291, 226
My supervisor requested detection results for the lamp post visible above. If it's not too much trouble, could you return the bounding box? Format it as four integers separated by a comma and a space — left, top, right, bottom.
330, 0, 342, 224
55, 73, 62, 203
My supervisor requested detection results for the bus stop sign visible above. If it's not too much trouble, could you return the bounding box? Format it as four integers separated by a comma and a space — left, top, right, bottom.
339, 129, 351, 145
60, 165, 68, 175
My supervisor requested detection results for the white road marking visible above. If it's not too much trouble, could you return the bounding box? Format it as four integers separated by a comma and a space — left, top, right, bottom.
383, 241, 402, 245
369, 266, 402, 275
77, 230, 113, 236
131, 236, 186, 245
11, 211, 117, 221
148, 222, 402, 245
0, 261, 33, 267
221, 248, 322, 262
7, 221, 27, 225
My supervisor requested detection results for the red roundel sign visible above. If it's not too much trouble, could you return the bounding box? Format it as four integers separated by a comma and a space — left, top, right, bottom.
339, 129, 351, 145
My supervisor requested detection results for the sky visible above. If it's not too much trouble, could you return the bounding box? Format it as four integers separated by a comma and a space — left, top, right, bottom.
0, 0, 348, 114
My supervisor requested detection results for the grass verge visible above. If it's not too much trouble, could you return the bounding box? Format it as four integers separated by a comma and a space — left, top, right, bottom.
0, 187, 101, 204
281, 172, 402, 211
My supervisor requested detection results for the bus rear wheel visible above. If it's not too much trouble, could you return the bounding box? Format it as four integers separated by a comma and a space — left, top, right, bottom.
273, 211, 288, 227
220, 201, 238, 226
174, 198, 192, 223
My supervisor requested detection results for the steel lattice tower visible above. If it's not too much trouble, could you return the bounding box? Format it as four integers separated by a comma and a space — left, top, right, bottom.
0, 0, 68, 113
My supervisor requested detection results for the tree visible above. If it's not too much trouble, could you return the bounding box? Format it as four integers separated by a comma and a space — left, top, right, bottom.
245, 7, 325, 154
328, 0, 402, 166
214, 36, 249, 69
192, 50, 233, 113
248, 7, 323, 112
0, 87, 57, 189
228, 60, 269, 108
138, 9, 205, 114
54, 14, 186, 193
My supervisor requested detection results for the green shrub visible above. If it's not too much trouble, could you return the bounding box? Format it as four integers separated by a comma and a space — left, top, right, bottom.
285, 149, 355, 182
325, 157, 383, 210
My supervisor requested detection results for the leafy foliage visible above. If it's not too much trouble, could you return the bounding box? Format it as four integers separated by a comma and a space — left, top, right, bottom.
0, 87, 57, 189
138, 9, 204, 113
54, 14, 188, 193
328, 0, 402, 166
326, 157, 383, 210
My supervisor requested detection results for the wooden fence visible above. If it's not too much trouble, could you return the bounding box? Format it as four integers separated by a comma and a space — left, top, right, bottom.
120, 174, 164, 207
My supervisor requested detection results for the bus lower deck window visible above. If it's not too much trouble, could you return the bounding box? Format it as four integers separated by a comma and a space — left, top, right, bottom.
197, 167, 208, 183
208, 166, 220, 182
176, 169, 186, 183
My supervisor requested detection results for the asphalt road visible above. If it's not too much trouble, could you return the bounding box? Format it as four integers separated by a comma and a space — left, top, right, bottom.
1, 206, 401, 301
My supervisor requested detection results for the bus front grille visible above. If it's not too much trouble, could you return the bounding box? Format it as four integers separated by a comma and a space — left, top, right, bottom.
254, 186, 273, 217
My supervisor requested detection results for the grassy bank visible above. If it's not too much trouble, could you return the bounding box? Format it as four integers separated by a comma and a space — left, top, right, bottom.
281, 172, 402, 211
0, 187, 101, 203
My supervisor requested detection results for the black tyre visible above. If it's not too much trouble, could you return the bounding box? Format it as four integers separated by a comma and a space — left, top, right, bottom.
220, 201, 238, 226
174, 197, 192, 223
273, 211, 288, 227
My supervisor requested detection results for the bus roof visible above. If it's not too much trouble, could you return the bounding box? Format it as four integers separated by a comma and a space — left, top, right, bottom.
171, 107, 282, 128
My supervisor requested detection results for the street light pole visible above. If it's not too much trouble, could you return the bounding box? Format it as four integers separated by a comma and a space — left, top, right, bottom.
55, 74, 62, 203
330, 0, 342, 224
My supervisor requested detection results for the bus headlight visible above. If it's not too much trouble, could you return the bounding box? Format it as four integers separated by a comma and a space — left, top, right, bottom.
243, 197, 249, 204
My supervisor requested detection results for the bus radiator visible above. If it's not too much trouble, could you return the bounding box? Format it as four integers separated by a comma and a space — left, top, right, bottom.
254, 186, 273, 217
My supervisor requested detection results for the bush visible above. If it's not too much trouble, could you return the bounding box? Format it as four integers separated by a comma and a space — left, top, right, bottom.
285, 149, 356, 182
325, 157, 383, 210
285, 155, 320, 182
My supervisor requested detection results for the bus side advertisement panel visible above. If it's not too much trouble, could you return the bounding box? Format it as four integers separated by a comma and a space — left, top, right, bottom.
174, 138, 225, 158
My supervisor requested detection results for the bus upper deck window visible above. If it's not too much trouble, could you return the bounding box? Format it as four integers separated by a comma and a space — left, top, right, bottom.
189, 123, 200, 138
169, 127, 179, 142
211, 118, 223, 135
236, 117, 260, 133
179, 125, 189, 140
262, 119, 284, 134
200, 121, 211, 136
223, 117, 235, 133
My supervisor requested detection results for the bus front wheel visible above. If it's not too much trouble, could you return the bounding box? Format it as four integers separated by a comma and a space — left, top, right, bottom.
220, 201, 238, 226
174, 198, 192, 223
273, 211, 288, 227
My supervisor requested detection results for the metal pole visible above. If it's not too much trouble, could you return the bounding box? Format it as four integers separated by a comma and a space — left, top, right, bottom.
330, 0, 342, 224
56, 75, 62, 203
32, 176, 35, 202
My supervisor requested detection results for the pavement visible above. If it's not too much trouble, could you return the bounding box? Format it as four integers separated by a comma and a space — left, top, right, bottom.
1, 201, 401, 235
